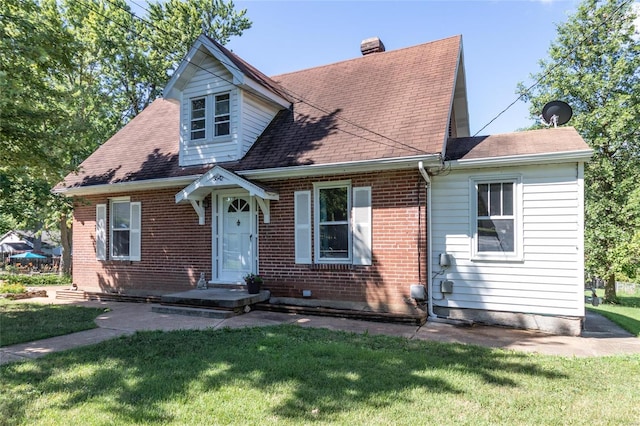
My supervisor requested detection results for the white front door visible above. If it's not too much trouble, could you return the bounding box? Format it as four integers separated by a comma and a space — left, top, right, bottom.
218, 194, 253, 283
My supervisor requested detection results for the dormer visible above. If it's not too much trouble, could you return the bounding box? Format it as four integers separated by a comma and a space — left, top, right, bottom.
163, 34, 292, 167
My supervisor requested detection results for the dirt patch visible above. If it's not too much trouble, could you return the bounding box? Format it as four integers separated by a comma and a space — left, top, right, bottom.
2, 290, 48, 300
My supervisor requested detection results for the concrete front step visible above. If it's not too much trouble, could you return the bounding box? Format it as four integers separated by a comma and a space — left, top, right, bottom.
160, 288, 270, 309
151, 305, 238, 319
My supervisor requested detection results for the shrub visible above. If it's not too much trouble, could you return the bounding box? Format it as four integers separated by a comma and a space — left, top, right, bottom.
2, 274, 72, 287
0, 281, 26, 294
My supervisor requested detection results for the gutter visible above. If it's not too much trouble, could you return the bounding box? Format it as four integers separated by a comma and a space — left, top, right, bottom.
52, 175, 202, 197
418, 161, 437, 319
448, 149, 593, 169
240, 154, 442, 180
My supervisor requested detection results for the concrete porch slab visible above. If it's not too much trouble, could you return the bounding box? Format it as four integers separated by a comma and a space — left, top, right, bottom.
160, 288, 270, 309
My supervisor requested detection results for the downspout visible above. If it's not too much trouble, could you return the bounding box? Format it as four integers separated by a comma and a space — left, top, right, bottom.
418, 161, 436, 319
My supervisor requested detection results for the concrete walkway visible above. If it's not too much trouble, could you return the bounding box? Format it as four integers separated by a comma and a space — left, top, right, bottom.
2, 289, 640, 365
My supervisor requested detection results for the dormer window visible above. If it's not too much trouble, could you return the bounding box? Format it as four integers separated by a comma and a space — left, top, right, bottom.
189, 92, 231, 142
214, 93, 230, 136
190, 97, 206, 140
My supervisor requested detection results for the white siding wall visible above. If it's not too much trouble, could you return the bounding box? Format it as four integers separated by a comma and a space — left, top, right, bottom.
179, 56, 281, 167
431, 163, 585, 317
240, 92, 280, 158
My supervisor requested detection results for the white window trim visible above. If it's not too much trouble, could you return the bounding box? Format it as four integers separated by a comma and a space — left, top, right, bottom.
108, 197, 141, 261
314, 181, 352, 264
190, 96, 207, 141
469, 175, 523, 262
188, 91, 232, 144
213, 93, 230, 137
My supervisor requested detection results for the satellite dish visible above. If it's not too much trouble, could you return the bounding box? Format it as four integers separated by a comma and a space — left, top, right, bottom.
540, 101, 573, 128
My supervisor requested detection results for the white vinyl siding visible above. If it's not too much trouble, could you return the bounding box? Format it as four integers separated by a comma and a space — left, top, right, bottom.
240, 92, 280, 156
294, 191, 312, 264
180, 56, 237, 166
96, 204, 106, 260
431, 163, 584, 317
178, 56, 284, 167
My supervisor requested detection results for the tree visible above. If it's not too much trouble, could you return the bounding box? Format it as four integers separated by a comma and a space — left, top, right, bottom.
0, 0, 251, 274
519, 0, 640, 301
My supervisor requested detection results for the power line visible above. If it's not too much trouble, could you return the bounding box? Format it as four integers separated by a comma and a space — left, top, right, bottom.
473, 0, 635, 137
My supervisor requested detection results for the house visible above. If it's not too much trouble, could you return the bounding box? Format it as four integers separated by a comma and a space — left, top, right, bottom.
54, 35, 592, 335
0, 230, 62, 258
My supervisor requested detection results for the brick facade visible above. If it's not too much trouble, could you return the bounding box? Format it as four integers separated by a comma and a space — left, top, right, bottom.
72, 169, 428, 312
73, 188, 212, 296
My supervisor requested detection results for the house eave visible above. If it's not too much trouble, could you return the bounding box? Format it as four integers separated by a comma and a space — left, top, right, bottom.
239, 154, 443, 180
239, 78, 291, 109
52, 175, 202, 197
163, 35, 291, 109
447, 149, 593, 169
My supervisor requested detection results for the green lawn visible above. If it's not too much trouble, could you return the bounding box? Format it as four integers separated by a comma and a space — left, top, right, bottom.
586, 289, 640, 336
1, 326, 639, 425
0, 300, 105, 346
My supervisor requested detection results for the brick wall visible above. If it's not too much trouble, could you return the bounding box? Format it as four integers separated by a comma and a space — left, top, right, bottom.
72, 188, 211, 295
72, 169, 428, 311
258, 169, 428, 312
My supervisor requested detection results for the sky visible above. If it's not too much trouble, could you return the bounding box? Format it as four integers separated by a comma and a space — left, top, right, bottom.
129, 0, 639, 136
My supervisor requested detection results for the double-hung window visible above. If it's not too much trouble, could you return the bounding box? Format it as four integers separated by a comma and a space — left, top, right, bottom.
96, 198, 141, 261
214, 93, 230, 136
471, 176, 521, 260
190, 97, 206, 140
189, 92, 231, 142
317, 185, 350, 260
294, 181, 372, 265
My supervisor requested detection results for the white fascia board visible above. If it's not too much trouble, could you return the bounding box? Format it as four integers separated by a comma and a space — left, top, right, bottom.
448, 149, 593, 169
239, 78, 291, 109
163, 38, 206, 100
238, 154, 443, 180
199, 37, 246, 84
53, 176, 201, 197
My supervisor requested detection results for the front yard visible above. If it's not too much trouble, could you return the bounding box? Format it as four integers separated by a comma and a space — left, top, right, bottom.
1, 325, 639, 425
0, 300, 105, 346
587, 287, 640, 336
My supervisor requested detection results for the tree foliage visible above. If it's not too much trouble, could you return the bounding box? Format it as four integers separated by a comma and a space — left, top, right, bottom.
0, 0, 251, 273
519, 0, 640, 298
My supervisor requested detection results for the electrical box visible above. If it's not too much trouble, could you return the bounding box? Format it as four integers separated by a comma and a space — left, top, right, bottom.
440, 280, 454, 294
410, 285, 426, 301
439, 253, 451, 267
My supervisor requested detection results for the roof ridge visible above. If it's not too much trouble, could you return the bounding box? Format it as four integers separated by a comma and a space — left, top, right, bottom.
271, 34, 462, 79
203, 34, 292, 102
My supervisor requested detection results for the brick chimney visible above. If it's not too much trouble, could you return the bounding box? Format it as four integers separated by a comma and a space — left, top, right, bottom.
360, 37, 385, 55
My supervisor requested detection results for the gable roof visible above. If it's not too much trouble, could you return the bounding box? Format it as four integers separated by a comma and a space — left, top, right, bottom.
163, 34, 291, 108
53, 99, 212, 193
237, 35, 462, 170
56, 36, 464, 193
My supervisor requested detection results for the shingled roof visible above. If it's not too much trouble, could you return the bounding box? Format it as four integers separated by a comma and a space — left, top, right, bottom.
55, 99, 210, 192
237, 35, 461, 169
446, 127, 591, 162
56, 36, 463, 191
57, 36, 590, 193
